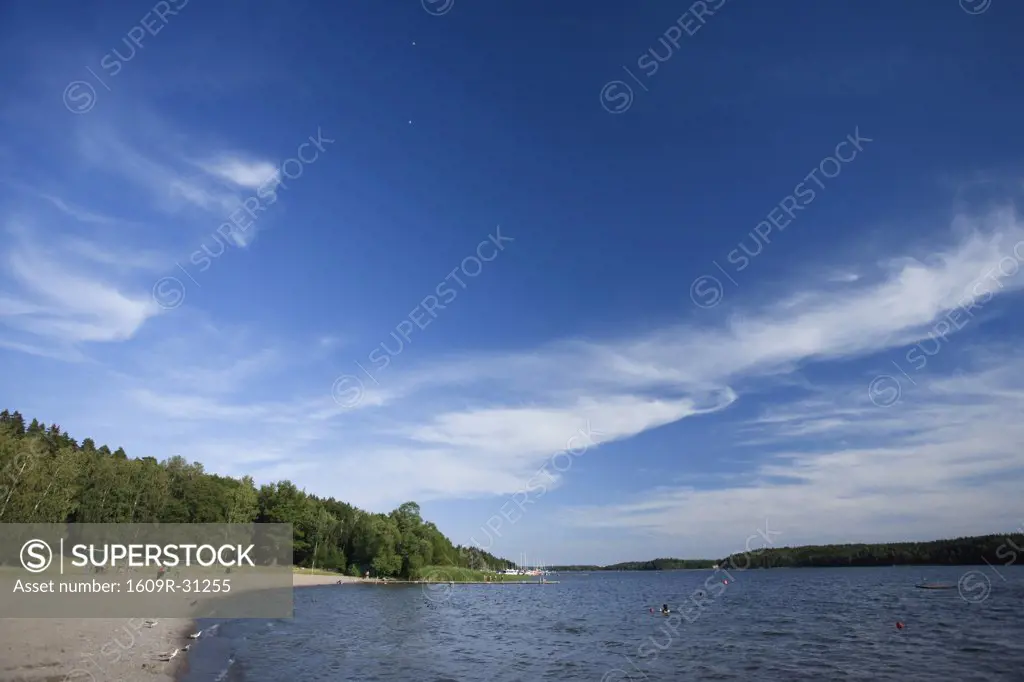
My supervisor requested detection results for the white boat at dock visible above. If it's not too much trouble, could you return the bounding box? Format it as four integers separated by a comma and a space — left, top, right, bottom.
500, 553, 555, 576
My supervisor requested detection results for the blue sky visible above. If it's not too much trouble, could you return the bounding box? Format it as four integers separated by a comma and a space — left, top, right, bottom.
1, 0, 1023, 564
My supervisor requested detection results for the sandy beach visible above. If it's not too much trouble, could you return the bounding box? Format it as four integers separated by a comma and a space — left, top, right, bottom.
290, 572, 363, 588
0, 573, 362, 682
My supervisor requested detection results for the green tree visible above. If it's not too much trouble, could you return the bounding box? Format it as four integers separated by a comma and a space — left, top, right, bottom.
0, 409, 520, 574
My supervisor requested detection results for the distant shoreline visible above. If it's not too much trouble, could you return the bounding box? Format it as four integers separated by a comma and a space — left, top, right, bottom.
551, 563, 1022, 571
549, 532, 1024, 572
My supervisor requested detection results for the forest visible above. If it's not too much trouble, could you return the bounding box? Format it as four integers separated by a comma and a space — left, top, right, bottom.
0, 410, 514, 578
717, 534, 1024, 568
550, 559, 717, 571
553, 534, 1024, 571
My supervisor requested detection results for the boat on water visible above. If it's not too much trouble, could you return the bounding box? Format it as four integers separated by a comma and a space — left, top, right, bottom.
501, 554, 554, 577
915, 582, 956, 589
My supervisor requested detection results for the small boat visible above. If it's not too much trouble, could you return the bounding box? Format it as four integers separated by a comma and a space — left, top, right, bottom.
915, 582, 956, 589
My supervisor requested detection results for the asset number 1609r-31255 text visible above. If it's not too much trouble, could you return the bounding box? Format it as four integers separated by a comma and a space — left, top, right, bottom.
126, 578, 230, 593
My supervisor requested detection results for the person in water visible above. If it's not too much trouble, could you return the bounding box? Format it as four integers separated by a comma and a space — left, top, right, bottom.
661, 604, 670, 615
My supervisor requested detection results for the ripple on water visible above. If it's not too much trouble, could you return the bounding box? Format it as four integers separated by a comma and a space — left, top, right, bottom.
176, 568, 1024, 682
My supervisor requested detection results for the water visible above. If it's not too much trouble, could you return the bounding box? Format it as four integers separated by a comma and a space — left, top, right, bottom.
179, 566, 1024, 681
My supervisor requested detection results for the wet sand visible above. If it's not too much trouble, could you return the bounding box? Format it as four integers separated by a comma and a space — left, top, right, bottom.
0, 616, 191, 681
0, 573, 363, 681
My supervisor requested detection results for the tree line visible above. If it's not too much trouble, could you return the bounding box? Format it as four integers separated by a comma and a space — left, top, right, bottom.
553, 536, 1024, 571
718, 535, 1024, 568
0, 410, 514, 578
550, 558, 717, 571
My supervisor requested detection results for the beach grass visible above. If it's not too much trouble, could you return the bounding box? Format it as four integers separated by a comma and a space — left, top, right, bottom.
411, 565, 537, 582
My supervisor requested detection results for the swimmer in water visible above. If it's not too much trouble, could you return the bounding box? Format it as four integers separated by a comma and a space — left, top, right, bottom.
661, 604, 670, 615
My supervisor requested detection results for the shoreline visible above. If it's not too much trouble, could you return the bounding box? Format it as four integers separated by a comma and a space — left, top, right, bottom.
0, 572, 362, 682
290, 572, 364, 588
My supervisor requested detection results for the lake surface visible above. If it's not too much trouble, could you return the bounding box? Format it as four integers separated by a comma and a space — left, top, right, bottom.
180, 566, 1024, 681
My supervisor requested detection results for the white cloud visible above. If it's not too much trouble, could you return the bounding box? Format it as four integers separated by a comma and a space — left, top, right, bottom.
104, 207, 1024, 518
355, 208, 1024, 412
5, 110, 1024, 559
404, 393, 734, 460
62, 237, 168, 274
559, 353, 1024, 555
74, 121, 279, 230
198, 157, 279, 190
0, 227, 159, 347
73, 126, 232, 216
0, 108, 293, 356
36, 192, 129, 226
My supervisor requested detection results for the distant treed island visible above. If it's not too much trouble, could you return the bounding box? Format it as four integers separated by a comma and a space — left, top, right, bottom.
0, 410, 516, 579
552, 534, 1024, 572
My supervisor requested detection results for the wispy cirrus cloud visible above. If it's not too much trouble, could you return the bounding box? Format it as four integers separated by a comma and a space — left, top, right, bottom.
0, 224, 160, 350
74, 121, 280, 229
0, 104, 289, 357
35, 192, 135, 227
197, 156, 280, 191
3, 77, 1023, 551
560, 351, 1024, 555
98, 204, 1024, 517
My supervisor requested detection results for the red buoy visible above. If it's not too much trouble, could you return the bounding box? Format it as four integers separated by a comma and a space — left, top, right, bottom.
896, 621, 904, 630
